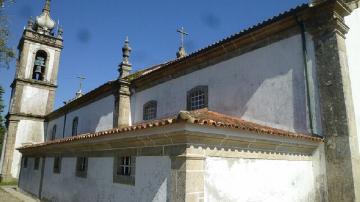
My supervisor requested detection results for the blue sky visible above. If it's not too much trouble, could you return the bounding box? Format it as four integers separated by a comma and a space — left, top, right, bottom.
0, 0, 307, 114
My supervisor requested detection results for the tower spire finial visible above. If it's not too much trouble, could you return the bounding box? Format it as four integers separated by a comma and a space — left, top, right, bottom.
176, 27, 189, 58
34, 0, 55, 35
122, 36, 131, 65
118, 37, 132, 78
43, 0, 51, 13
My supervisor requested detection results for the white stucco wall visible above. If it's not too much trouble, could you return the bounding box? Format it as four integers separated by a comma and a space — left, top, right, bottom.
33, 156, 171, 202
345, 7, 360, 153
132, 34, 316, 133
12, 120, 44, 178
20, 85, 49, 115
24, 43, 56, 82
205, 157, 315, 202
46, 95, 114, 139
45, 116, 64, 140
18, 157, 42, 196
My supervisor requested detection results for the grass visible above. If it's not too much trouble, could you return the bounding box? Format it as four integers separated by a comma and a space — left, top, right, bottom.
0, 180, 17, 186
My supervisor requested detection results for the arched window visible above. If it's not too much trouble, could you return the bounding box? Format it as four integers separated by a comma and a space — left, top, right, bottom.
50, 125, 57, 140
32, 50, 47, 81
72, 117, 79, 136
143, 100, 157, 121
187, 86, 208, 111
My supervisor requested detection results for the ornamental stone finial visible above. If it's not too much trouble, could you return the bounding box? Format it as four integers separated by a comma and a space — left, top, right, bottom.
35, 0, 55, 35
118, 37, 132, 78
122, 36, 132, 65
27, 17, 34, 30
43, 0, 51, 13
57, 26, 63, 39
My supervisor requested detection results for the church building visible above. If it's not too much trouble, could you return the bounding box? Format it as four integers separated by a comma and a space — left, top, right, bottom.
1, 0, 360, 201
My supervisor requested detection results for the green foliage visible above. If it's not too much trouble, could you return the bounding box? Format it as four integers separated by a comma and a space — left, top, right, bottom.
0, 179, 17, 186
0, 0, 16, 69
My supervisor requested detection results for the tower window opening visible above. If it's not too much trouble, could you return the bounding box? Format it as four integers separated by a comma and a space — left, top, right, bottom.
32, 50, 47, 81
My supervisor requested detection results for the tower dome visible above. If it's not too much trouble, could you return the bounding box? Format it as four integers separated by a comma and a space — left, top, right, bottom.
35, 0, 55, 34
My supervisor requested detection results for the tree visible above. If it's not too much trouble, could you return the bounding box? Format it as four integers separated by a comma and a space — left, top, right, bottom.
0, 0, 16, 69
0, 0, 15, 153
0, 86, 5, 152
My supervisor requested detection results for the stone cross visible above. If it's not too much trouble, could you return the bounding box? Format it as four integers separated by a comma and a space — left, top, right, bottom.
177, 27, 189, 48
76, 76, 86, 94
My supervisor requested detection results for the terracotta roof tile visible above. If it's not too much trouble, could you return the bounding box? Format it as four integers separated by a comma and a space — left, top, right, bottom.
18, 109, 323, 150
132, 4, 309, 82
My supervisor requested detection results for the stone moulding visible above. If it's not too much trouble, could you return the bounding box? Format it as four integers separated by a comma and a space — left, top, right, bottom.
19, 29, 63, 50
17, 119, 322, 159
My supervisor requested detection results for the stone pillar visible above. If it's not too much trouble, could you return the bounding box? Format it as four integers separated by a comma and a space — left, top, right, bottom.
309, 1, 360, 201
113, 79, 131, 128
170, 154, 205, 202
0, 120, 19, 182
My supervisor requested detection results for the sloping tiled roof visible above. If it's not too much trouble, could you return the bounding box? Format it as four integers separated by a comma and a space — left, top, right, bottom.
19, 109, 323, 151
46, 3, 311, 119
45, 80, 117, 119
131, 3, 310, 82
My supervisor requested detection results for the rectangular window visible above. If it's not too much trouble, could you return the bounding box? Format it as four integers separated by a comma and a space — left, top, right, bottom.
187, 86, 208, 111
113, 156, 135, 185
53, 157, 62, 174
23, 157, 28, 168
76, 157, 88, 178
143, 101, 157, 121
34, 157, 40, 170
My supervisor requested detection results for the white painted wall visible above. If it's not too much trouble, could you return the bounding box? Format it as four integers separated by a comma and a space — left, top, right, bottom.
29, 156, 171, 202
46, 95, 114, 139
45, 116, 64, 140
20, 85, 49, 115
11, 120, 44, 178
18, 157, 42, 196
345, 7, 360, 153
205, 157, 315, 202
132, 34, 317, 133
24, 42, 56, 82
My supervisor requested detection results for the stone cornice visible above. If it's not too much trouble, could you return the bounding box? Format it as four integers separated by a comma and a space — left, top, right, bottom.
6, 112, 45, 121
18, 122, 320, 157
18, 29, 63, 50
11, 78, 57, 89
117, 79, 131, 96
304, 0, 351, 38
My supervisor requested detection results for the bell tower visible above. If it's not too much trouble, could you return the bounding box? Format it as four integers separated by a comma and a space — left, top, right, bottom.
0, 0, 63, 181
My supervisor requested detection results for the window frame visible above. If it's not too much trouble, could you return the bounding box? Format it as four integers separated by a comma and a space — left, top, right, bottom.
72, 117, 79, 136
186, 85, 208, 111
34, 157, 40, 170
76, 156, 88, 178
53, 156, 62, 174
143, 100, 157, 121
113, 155, 136, 185
23, 157, 28, 168
50, 124, 57, 141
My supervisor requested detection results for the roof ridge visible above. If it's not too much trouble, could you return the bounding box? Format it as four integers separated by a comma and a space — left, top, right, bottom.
132, 3, 309, 82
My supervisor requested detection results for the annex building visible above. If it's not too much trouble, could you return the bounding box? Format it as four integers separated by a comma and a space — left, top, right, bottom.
1, 0, 360, 201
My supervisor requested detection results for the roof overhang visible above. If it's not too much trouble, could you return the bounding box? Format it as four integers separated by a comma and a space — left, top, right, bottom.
18, 121, 322, 157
